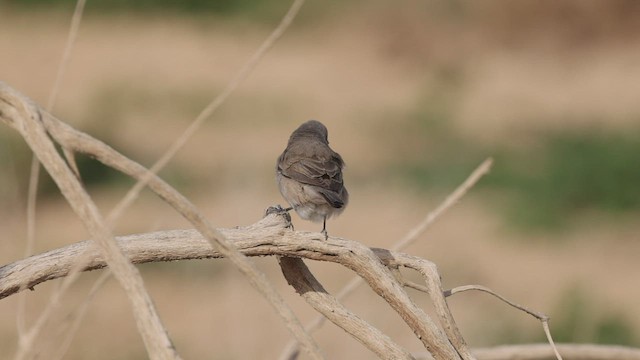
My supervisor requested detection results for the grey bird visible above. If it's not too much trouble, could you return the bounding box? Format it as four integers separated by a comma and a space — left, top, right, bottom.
276, 120, 348, 239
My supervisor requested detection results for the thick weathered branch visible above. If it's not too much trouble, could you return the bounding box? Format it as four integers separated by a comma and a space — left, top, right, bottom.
0, 213, 285, 299
392, 254, 474, 359
278, 256, 414, 360
1, 211, 462, 359
3, 202, 638, 360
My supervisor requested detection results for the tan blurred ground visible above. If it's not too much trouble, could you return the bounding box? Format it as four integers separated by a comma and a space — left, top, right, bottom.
1, 2, 640, 359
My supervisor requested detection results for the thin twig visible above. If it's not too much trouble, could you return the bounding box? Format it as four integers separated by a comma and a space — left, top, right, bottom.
16, 156, 41, 338
446, 285, 562, 360
16, 0, 87, 348
401, 279, 431, 294
445, 285, 548, 321
108, 0, 306, 223
45, 0, 87, 113
542, 321, 564, 360
52, 271, 112, 360
393, 157, 493, 252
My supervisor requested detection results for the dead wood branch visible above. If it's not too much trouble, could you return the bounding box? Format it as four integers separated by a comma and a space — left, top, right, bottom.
278, 256, 415, 359
2, 80, 461, 359
0, 210, 466, 359
0, 82, 322, 359
5, 210, 634, 360
0, 84, 181, 360
445, 285, 562, 359
279, 158, 494, 360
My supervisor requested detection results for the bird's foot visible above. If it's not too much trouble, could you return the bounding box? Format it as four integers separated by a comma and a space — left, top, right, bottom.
265, 204, 291, 215
321, 228, 328, 240
265, 205, 294, 230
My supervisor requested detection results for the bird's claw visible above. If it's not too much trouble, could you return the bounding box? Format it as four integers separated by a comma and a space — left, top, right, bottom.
265, 205, 294, 229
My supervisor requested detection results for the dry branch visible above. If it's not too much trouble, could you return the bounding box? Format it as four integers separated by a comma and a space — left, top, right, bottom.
278, 256, 415, 359
0, 210, 466, 359
280, 158, 493, 359
6, 0, 315, 357
1, 84, 181, 360
3, 211, 637, 360
18, 0, 87, 352
0, 82, 323, 359
5, 73, 442, 356
0, 2, 583, 358
445, 285, 563, 359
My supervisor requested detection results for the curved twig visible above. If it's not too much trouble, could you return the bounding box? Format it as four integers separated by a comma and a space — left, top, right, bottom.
445, 285, 562, 360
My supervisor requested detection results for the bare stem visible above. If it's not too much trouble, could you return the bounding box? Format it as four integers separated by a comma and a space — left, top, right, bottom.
446, 285, 562, 360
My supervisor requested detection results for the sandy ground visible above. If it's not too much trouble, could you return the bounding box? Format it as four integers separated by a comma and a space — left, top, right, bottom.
1, 3, 640, 359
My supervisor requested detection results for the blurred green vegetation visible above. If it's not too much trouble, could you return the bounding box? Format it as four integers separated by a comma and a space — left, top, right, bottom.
548, 287, 637, 345
0, 131, 32, 206
491, 128, 640, 231
0, 140, 196, 203
0, 84, 203, 204
2, 0, 351, 24
6, 0, 291, 14
392, 87, 640, 232
0, 132, 134, 200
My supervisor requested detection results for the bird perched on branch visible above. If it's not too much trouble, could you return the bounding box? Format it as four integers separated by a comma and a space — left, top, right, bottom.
276, 120, 348, 239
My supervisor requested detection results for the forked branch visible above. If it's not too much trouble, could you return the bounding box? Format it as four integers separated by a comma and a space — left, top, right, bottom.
0, 209, 463, 359
0, 82, 570, 359
0, 81, 322, 359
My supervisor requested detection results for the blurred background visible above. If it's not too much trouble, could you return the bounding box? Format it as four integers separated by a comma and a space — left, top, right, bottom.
1, 0, 639, 358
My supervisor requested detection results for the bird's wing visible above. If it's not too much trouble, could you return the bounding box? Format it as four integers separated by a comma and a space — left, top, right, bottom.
278, 146, 345, 206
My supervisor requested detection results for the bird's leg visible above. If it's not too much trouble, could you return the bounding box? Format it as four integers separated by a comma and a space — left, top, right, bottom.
283, 206, 294, 230
321, 216, 328, 240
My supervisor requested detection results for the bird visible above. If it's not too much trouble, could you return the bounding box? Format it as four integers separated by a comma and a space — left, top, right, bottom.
276, 120, 348, 239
